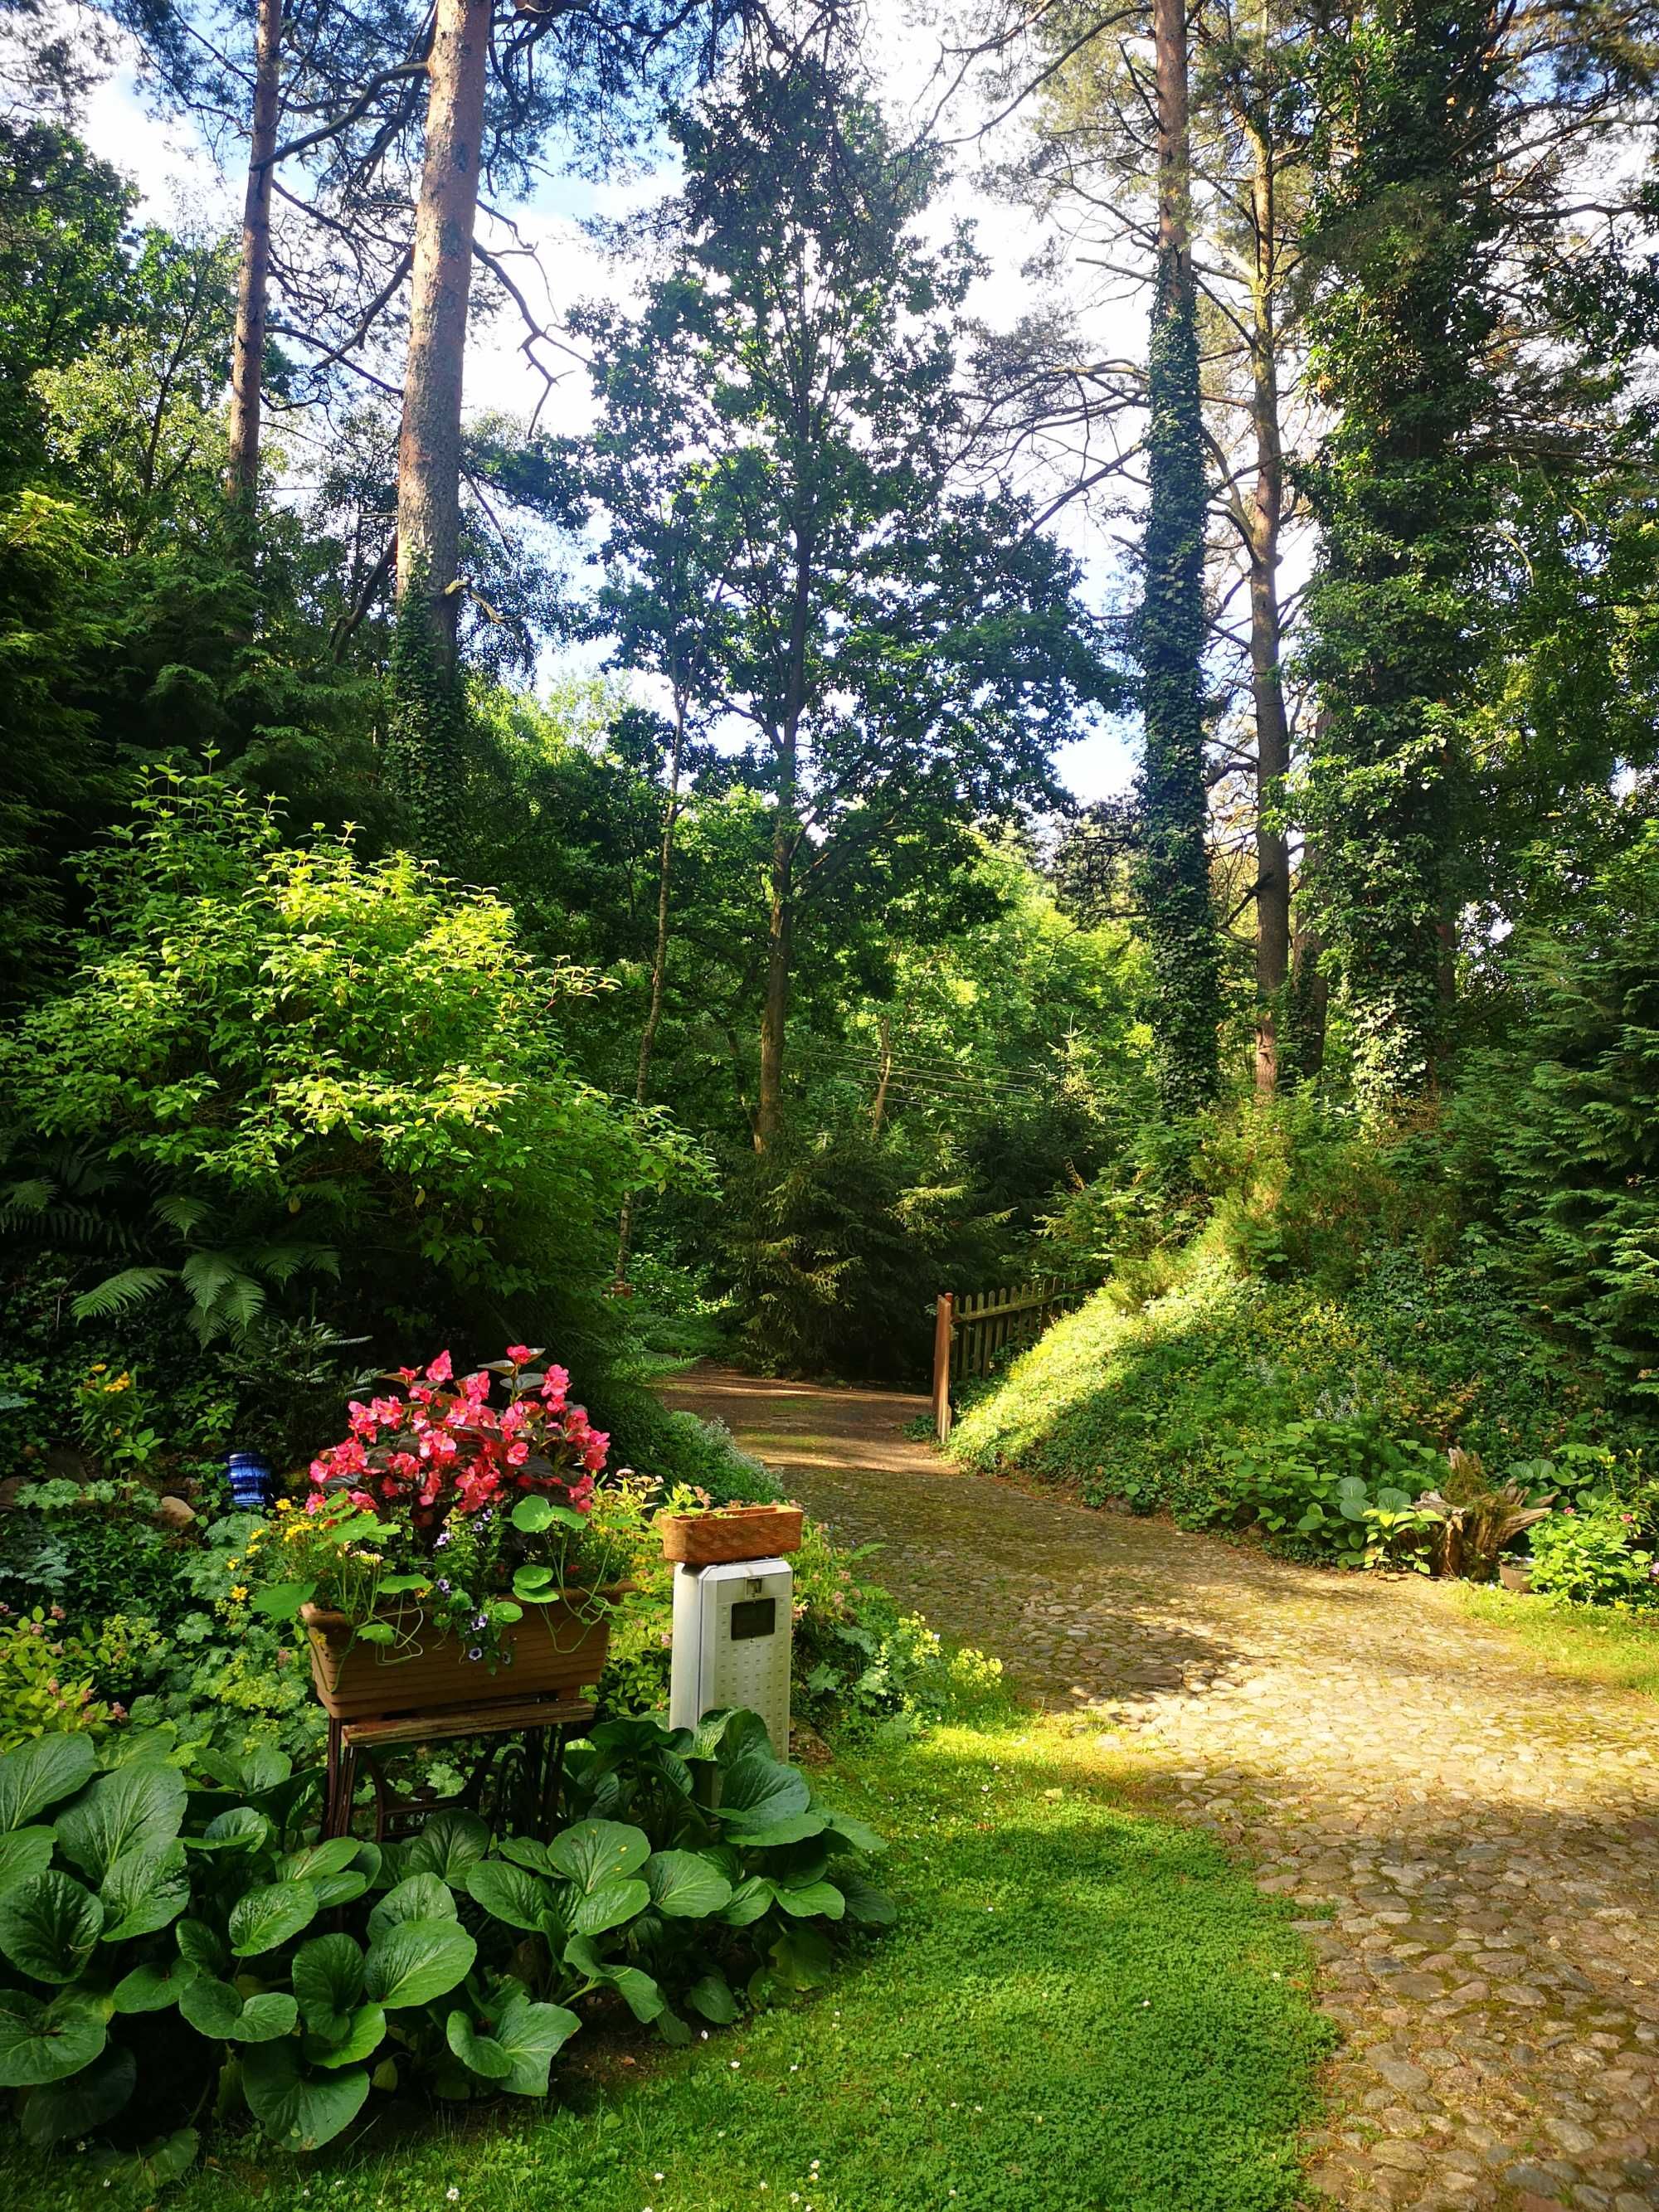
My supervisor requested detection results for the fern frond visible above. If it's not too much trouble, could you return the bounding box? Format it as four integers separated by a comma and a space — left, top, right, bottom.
72, 1266, 176, 1322
153, 1194, 216, 1237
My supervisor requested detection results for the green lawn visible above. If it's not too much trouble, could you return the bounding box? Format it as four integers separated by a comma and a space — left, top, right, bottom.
22, 1714, 1331, 2212
1447, 1582, 1659, 1698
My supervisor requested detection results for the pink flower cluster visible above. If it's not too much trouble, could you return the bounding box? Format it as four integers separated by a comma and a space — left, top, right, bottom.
308, 1348, 608, 1526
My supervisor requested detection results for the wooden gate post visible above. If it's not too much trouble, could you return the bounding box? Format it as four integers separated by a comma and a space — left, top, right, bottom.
932, 1291, 955, 1444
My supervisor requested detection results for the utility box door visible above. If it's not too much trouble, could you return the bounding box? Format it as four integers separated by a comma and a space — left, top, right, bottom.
669, 1558, 792, 1757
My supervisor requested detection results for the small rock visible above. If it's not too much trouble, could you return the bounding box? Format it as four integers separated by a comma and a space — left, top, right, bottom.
155, 1494, 197, 1530
1369, 2054, 1430, 2095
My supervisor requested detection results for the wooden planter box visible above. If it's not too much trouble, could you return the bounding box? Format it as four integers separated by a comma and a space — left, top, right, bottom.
302, 1592, 620, 1720
659, 1503, 804, 1566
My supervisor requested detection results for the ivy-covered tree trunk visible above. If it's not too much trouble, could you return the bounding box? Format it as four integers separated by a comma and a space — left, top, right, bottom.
614, 691, 688, 1287
1301, 0, 1498, 1115
1244, 112, 1292, 1095
224, 0, 283, 508
1136, 0, 1222, 1117
387, 0, 489, 852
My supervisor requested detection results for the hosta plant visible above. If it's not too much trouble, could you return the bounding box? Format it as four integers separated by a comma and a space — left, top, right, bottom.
0, 1709, 889, 2179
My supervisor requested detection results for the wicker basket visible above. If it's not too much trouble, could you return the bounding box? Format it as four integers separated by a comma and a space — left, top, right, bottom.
658, 1503, 804, 1566
302, 1592, 619, 1720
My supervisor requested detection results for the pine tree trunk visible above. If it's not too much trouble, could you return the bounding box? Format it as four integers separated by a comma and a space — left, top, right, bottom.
395, 0, 489, 673
225, 0, 283, 508
1137, 0, 1222, 1117
614, 693, 688, 1288
1246, 119, 1291, 1096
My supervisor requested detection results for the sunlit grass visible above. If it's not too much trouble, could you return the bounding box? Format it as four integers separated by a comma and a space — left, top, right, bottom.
1446, 1582, 1659, 1699
25, 1711, 1331, 2212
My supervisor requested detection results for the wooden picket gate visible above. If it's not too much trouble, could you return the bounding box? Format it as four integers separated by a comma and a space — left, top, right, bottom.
931, 1276, 1085, 1443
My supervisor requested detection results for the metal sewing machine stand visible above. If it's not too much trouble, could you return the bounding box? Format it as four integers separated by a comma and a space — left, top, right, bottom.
321, 1694, 596, 1841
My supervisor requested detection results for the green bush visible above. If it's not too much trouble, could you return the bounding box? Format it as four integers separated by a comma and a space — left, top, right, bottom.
0, 1714, 888, 2171
1203, 1415, 1446, 1566
0, 771, 697, 1361
1529, 1505, 1659, 1607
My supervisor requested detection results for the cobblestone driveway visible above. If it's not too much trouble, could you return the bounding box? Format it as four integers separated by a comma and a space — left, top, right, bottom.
659, 1366, 1659, 2212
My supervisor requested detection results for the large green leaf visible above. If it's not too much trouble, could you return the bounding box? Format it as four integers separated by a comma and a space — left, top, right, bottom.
100, 1844, 190, 1942
721, 1876, 774, 1928
837, 1867, 898, 1926
0, 1828, 55, 1893
114, 1956, 199, 2014
291, 1932, 365, 2039
715, 1753, 810, 1832
242, 2039, 371, 2151
489, 1989, 581, 2097
0, 1986, 105, 2086
231, 1992, 300, 2044
228, 1880, 320, 1957
732, 1811, 828, 1850
401, 1811, 489, 1889
823, 1810, 886, 1857
0, 1737, 95, 1835
362, 1918, 476, 2010
547, 1820, 650, 1893
180, 1976, 297, 2043
773, 1878, 844, 1921
464, 1861, 548, 1934
572, 1875, 649, 1937
685, 1971, 738, 2025
177, 1975, 246, 2039
0, 1871, 103, 1982
767, 1923, 834, 1991
445, 2010, 514, 2083
280, 1838, 359, 1884
366, 1873, 455, 1942
645, 1851, 734, 1920
307, 2002, 385, 2069
562, 1936, 662, 2023
19, 2041, 135, 2146
54, 1762, 187, 1884
187, 1807, 268, 1855
174, 1918, 226, 1975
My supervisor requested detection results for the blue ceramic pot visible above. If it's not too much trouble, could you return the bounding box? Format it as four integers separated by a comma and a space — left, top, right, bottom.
226, 1451, 275, 1511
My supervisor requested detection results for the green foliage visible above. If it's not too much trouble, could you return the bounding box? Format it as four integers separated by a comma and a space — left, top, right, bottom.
1136, 236, 1221, 1117
1452, 824, 1659, 1399
1530, 1505, 1659, 1609
1204, 1416, 1446, 1566
1299, 0, 1501, 1111
0, 773, 692, 1357
0, 1714, 886, 2164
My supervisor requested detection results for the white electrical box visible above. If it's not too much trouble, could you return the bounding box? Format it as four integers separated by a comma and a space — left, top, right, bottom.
669, 1557, 793, 1757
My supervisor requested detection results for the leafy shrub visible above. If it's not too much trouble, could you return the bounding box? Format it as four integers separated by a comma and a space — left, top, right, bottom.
0, 1481, 191, 1629
0, 771, 695, 1359
1529, 1505, 1659, 1607
0, 1610, 166, 1749
1204, 1416, 1446, 1566
0, 1711, 888, 2169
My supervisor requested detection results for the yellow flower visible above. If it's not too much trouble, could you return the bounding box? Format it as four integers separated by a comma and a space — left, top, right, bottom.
275, 1499, 294, 1514
230, 1585, 248, 1602
285, 1523, 304, 1542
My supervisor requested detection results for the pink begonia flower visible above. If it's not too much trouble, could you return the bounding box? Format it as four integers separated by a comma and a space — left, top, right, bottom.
582, 1435, 609, 1473
505, 1344, 535, 1365
505, 1439, 530, 1466
426, 1350, 454, 1384
540, 1365, 571, 1409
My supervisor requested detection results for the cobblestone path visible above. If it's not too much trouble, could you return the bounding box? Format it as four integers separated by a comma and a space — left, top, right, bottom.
659, 1366, 1659, 2212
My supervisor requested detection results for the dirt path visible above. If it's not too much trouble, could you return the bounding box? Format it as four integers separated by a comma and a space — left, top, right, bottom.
658, 1365, 1659, 2212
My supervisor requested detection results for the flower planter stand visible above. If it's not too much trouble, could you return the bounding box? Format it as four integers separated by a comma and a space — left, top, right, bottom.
321, 1694, 594, 1842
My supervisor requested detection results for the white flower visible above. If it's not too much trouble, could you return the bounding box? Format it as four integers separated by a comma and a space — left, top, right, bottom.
730, 2059, 741, 2069
447, 2192, 460, 2204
